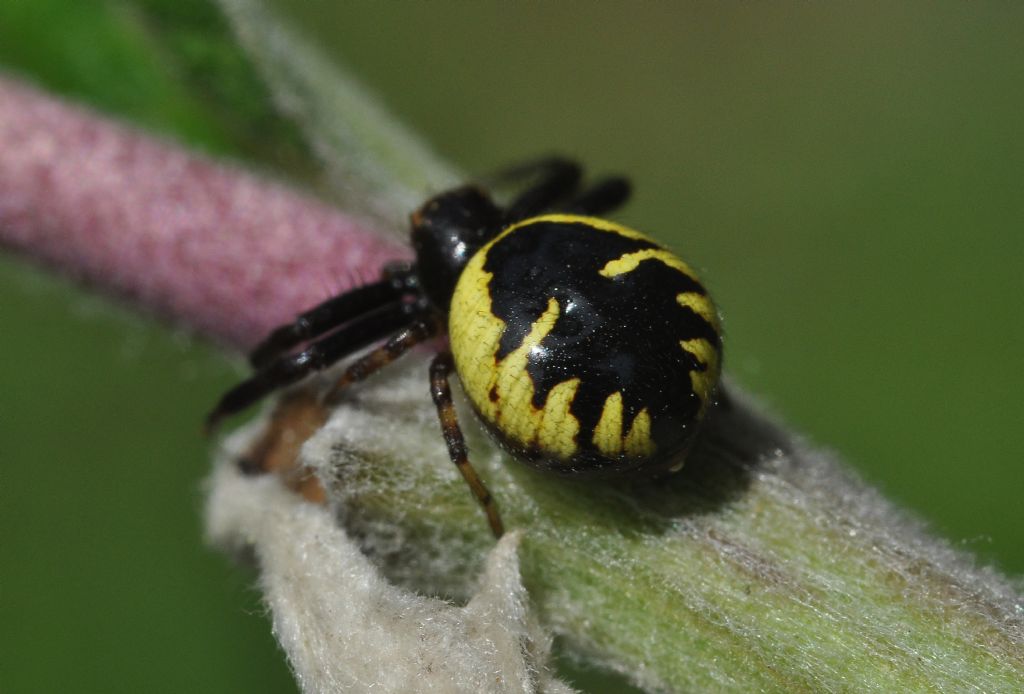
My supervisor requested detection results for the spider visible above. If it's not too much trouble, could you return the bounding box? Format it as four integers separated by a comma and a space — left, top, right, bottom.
206, 158, 722, 538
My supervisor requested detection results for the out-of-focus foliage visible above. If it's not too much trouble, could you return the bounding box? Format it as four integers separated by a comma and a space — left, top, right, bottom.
0, 0, 309, 167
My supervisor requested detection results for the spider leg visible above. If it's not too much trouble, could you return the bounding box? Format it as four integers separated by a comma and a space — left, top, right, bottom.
248, 263, 417, 369
477, 155, 579, 188
563, 177, 632, 216
429, 352, 504, 538
499, 157, 583, 223
205, 302, 414, 433
323, 313, 442, 402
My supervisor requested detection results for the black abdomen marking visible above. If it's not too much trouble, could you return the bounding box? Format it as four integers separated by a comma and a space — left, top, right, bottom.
483, 220, 721, 464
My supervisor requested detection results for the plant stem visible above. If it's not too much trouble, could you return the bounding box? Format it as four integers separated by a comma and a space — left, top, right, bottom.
310, 365, 1023, 692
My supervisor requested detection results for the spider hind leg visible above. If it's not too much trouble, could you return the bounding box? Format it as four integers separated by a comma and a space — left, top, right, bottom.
563, 177, 632, 216
485, 156, 632, 222
496, 157, 583, 223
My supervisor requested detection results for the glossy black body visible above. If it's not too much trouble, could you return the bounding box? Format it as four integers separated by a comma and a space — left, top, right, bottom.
478, 219, 720, 475
410, 186, 502, 311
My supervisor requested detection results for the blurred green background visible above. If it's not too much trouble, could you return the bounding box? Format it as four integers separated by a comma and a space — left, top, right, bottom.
2, 2, 1021, 692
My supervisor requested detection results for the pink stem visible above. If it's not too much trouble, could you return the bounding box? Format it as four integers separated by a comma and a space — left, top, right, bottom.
0, 74, 409, 350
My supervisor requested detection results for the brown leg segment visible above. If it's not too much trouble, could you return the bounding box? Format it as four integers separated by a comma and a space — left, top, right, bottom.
429, 352, 504, 538
323, 315, 439, 403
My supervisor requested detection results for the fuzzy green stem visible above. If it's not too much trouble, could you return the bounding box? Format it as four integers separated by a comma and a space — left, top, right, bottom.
306, 365, 1023, 692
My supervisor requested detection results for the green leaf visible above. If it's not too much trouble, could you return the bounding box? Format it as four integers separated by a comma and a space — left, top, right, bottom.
0, 0, 310, 171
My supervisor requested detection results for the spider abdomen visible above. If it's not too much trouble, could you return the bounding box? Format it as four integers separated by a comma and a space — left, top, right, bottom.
449, 214, 722, 476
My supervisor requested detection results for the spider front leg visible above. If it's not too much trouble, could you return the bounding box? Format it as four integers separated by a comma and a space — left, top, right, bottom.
205, 302, 414, 432
248, 263, 417, 369
429, 352, 504, 538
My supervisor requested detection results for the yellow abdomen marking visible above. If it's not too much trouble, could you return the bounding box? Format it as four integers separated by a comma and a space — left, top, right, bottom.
680, 337, 720, 408
450, 253, 582, 460
599, 248, 699, 283
676, 292, 719, 330
591, 393, 656, 458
